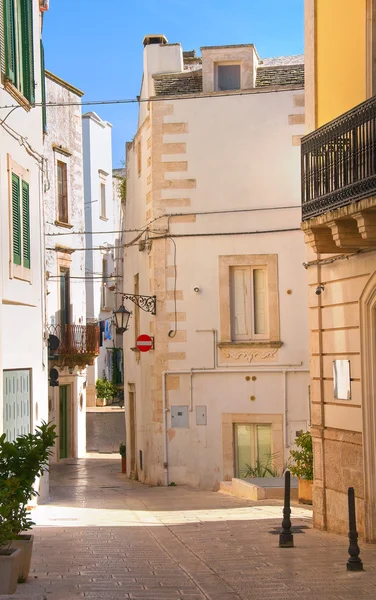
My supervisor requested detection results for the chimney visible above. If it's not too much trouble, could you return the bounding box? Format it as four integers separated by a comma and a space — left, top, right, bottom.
143, 34, 168, 46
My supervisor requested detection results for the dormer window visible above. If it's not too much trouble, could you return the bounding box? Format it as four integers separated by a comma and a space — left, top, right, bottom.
216, 64, 241, 91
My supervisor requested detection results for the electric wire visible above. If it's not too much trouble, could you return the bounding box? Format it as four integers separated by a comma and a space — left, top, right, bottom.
0, 86, 303, 111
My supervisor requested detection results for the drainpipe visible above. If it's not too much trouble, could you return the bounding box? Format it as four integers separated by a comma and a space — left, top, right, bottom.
162, 371, 169, 486
162, 365, 309, 486
283, 370, 288, 448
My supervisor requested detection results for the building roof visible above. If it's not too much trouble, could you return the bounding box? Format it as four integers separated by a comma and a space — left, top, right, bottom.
153, 70, 203, 96
260, 54, 304, 67
255, 64, 304, 88
152, 52, 304, 97
45, 70, 84, 97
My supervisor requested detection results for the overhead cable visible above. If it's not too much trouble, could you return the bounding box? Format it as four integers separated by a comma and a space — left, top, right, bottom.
0, 87, 301, 111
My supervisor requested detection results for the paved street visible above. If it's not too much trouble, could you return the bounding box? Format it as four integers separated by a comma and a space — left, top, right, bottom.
5, 458, 376, 600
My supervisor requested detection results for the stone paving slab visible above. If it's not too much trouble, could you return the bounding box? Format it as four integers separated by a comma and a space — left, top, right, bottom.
2, 458, 376, 600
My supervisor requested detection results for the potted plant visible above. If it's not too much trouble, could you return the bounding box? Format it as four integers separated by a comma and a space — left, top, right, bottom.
289, 430, 313, 504
0, 422, 57, 583
119, 443, 126, 474
0, 483, 21, 595
96, 377, 118, 407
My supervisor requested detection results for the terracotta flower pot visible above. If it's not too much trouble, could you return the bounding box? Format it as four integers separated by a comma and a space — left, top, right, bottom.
10, 534, 34, 582
298, 478, 313, 505
121, 456, 126, 474
0, 547, 22, 594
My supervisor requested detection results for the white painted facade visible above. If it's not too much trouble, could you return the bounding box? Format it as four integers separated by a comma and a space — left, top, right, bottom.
44, 72, 88, 462
83, 113, 117, 406
124, 38, 310, 489
0, 1, 48, 497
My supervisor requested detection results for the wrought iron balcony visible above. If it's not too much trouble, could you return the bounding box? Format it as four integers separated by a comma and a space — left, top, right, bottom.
301, 95, 376, 221
48, 324, 100, 367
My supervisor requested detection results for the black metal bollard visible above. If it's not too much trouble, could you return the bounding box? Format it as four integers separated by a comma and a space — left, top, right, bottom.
347, 487, 363, 571
279, 470, 294, 547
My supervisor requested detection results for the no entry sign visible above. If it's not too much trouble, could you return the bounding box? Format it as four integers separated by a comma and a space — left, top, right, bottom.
136, 334, 154, 353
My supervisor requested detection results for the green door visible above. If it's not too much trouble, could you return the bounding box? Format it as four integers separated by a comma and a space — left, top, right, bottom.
59, 385, 69, 459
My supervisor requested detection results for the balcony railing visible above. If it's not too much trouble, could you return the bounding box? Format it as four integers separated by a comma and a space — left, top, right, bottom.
301, 95, 376, 221
48, 324, 100, 367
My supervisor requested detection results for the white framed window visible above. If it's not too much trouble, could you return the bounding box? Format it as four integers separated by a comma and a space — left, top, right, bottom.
100, 182, 106, 218
98, 169, 109, 220
230, 266, 268, 341
215, 63, 241, 91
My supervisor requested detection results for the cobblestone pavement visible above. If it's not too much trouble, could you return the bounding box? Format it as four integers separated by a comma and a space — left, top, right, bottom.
5, 457, 376, 600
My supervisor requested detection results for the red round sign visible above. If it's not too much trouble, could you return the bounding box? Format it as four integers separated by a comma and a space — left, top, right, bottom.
136, 334, 154, 353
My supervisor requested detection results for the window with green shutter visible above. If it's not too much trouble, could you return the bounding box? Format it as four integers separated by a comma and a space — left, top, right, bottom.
11, 173, 21, 266
2, 0, 35, 103
11, 172, 31, 269
20, 0, 34, 103
22, 180, 30, 268
40, 39, 47, 133
3, 0, 17, 84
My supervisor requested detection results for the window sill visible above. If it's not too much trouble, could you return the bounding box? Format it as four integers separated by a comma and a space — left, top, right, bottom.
10, 264, 32, 284
54, 220, 73, 229
100, 216, 109, 222
4, 80, 31, 112
218, 341, 283, 349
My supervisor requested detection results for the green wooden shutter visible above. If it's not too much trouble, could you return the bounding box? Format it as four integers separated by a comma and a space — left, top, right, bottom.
20, 0, 34, 103
12, 173, 21, 266
3, 0, 16, 84
22, 180, 30, 268
40, 40, 47, 133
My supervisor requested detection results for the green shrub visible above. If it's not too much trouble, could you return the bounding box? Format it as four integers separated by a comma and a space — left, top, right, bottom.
289, 430, 313, 480
241, 452, 280, 478
0, 421, 57, 537
119, 443, 126, 457
96, 377, 118, 401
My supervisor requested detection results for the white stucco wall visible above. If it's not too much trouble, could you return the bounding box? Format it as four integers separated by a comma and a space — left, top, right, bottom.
0, 1, 49, 496
82, 113, 117, 405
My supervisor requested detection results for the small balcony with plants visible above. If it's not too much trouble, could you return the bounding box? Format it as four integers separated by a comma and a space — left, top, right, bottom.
301, 95, 376, 253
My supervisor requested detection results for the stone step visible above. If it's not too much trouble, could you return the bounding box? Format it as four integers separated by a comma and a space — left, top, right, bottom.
218, 481, 233, 495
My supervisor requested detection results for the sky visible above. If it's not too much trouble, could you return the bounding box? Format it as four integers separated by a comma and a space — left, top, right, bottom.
43, 0, 304, 168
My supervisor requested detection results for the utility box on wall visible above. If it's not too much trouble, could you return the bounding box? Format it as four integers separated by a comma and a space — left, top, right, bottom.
171, 406, 189, 428
196, 405, 207, 425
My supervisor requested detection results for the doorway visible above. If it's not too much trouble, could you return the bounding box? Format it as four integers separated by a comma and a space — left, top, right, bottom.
59, 385, 71, 459
234, 423, 272, 478
128, 385, 136, 476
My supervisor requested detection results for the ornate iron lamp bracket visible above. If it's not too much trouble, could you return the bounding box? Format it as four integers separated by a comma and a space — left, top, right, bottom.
122, 294, 157, 315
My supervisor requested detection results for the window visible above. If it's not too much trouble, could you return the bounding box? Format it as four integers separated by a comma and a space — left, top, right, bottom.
3, 0, 35, 103
100, 183, 106, 218
137, 141, 142, 176
11, 171, 30, 269
216, 64, 241, 91
235, 423, 272, 478
230, 266, 268, 341
57, 161, 68, 224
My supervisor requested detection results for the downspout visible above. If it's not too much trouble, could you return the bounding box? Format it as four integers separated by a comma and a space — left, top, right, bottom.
162, 371, 169, 486
283, 370, 288, 448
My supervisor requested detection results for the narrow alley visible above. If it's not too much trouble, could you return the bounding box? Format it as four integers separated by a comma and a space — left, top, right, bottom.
5, 458, 376, 600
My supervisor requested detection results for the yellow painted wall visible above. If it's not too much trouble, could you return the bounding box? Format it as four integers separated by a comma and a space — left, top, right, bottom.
316, 0, 367, 127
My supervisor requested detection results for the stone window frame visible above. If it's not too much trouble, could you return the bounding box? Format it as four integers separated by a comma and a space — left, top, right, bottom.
53, 147, 72, 229
222, 412, 284, 481
218, 254, 281, 348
